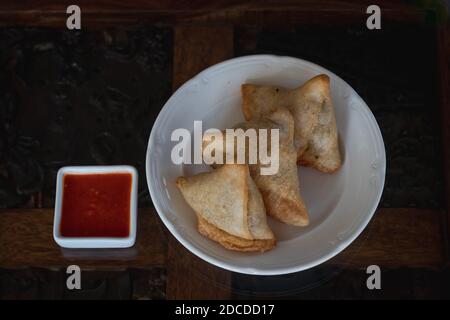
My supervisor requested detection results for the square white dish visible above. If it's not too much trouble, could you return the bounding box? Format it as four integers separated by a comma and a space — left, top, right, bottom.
53, 165, 138, 248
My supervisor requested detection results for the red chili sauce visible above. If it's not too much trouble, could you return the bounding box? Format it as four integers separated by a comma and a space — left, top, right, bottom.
60, 173, 132, 237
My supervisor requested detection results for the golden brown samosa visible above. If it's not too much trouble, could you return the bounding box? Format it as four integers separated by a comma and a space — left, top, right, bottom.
176, 164, 275, 252
241, 74, 341, 173
203, 107, 309, 227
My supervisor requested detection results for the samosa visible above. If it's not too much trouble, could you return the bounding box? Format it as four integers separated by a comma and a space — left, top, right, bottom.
176, 164, 275, 252
241, 74, 341, 173
203, 107, 309, 227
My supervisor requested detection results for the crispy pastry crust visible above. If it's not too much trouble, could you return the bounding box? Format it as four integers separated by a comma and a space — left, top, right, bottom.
242, 74, 342, 174
176, 164, 252, 240
177, 165, 276, 251
197, 216, 275, 252
202, 108, 310, 226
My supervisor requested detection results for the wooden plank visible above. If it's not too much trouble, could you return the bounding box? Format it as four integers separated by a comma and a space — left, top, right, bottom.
166, 25, 234, 299
172, 26, 234, 90
0, 1, 427, 28
436, 22, 450, 263
0, 208, 167, 270
328, 208, 446, 268
166, 238, 232, 299
0, 207, 445, 271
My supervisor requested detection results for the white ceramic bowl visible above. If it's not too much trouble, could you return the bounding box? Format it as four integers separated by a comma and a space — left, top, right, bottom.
146, 55, 385, 275
53, 165, 138, 248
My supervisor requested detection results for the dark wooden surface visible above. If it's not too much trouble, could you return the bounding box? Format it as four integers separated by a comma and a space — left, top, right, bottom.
0, 1, 449, 299
0, 207, 445, 269
0, 26, 172, 209
437, 23, 450, 261
328, 208, 446, 269
0, 1, 440, 28
0, 268, 166, 299
0, 208, 167, 270
232, 267, 450, 299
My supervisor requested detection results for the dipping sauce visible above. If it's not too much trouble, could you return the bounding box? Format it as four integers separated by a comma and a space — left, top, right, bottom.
60, 173, 132, 237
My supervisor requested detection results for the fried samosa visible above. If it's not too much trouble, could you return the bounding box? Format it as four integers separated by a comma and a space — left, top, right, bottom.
176, 164, 275, 252
241, 74, 341, 173
203, 107, 309, 226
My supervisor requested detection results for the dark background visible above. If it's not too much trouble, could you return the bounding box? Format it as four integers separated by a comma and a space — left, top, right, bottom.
0, 0, 449, 299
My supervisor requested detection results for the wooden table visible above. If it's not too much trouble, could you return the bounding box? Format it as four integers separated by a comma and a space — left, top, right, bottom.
0, 1, 449, 299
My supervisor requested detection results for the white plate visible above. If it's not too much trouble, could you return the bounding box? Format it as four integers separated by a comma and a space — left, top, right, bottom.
146, 55, 385, 275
